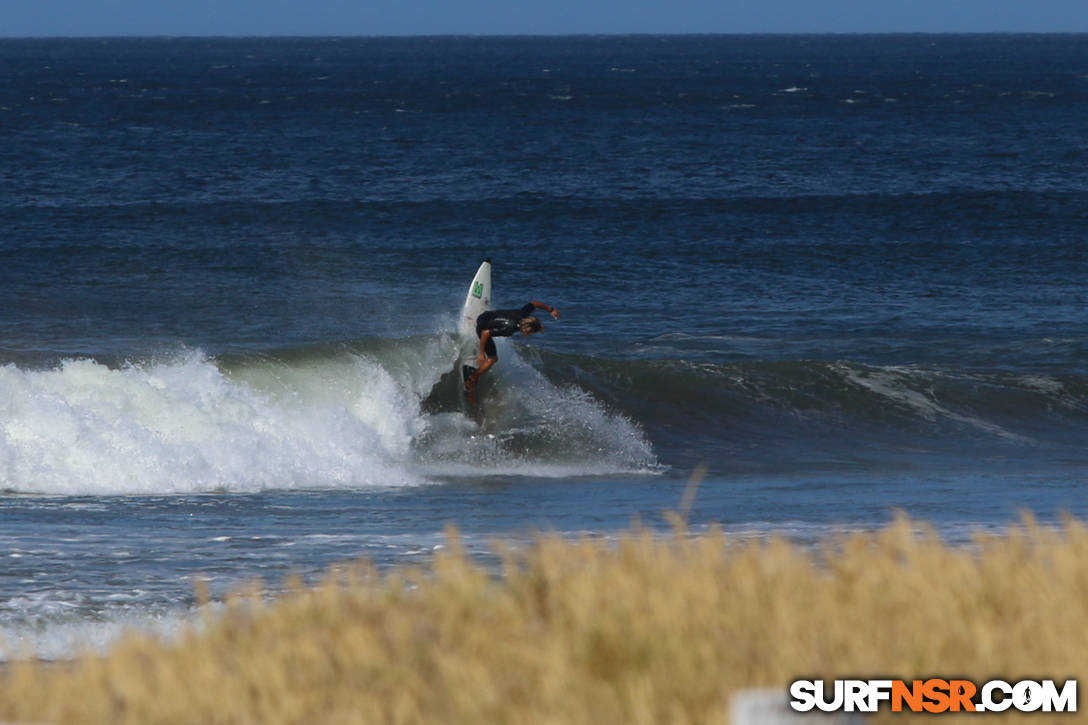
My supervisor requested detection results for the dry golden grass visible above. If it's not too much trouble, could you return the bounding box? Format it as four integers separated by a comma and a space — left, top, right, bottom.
2, 514, 1087, 724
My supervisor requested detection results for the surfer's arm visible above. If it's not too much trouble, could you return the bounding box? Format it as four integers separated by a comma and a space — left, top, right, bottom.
529, 300, 560, 319
473, 356, 496, 381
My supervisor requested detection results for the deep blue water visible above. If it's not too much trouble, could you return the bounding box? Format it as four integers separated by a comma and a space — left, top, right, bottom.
2, 34, 1088, 658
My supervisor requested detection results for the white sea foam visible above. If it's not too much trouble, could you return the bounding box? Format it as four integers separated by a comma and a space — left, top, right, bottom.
0, 353, 421, 495
0, 340, 657, 495
837, 365, 1031, 443
413, 345, 659, 475
1019, 375, 1064, 395
0, 609, 191, 662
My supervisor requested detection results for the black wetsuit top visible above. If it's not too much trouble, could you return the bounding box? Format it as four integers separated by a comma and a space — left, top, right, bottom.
475, 303, 535, 358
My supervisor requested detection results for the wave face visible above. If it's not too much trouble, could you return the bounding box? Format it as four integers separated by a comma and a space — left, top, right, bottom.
533, 350, 1088, 471
0, 337, 658, 495
5, 335, 1088, 496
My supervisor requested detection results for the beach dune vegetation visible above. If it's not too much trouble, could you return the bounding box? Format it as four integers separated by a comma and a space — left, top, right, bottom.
2, 515, 1087, 724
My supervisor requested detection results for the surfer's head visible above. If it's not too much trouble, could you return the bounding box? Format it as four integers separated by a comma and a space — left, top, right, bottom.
519, 317, 542, 335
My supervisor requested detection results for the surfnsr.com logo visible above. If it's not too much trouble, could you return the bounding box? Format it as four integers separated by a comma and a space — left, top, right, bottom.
790, 679, 1077, 714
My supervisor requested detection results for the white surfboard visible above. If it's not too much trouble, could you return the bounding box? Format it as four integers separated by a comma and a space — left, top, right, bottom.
459, 258, 492, 337
459, 259, 492, 379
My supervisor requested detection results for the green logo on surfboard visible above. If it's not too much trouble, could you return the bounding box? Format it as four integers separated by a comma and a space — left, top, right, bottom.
471, 281, 484, 299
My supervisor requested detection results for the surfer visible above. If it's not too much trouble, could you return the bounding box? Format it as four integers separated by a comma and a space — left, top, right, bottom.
465, 300, 560, 402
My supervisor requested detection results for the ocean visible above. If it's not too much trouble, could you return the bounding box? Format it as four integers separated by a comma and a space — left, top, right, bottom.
1, 34, 1087, 659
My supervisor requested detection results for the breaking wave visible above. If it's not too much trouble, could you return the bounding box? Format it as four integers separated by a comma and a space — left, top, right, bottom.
0, 336, 658, 495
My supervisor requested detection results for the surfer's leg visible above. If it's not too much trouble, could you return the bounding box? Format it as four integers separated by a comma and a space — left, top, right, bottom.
472, 336, 497, 375
465, 355, 495, 404
466, 337, 498, 399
